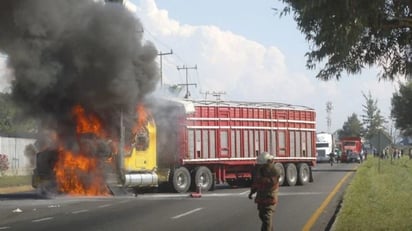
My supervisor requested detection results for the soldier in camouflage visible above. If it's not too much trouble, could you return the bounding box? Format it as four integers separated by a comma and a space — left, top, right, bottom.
248, 152, 280, 231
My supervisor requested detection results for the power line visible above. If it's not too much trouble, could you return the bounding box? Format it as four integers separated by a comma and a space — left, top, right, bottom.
211, 91, 226, 101
177, 65, 197, 99
326, 101, 333, 133
143, 27, 186, 64
200, 90, 226, 101
158, 50, 173, 87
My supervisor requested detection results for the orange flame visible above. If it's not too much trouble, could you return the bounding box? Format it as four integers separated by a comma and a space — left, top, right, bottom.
72, 105, 107, 138
53, 105, 110, 196
132, 104, 148, 134
123, 104, 149, 153
54, 149, 108, 196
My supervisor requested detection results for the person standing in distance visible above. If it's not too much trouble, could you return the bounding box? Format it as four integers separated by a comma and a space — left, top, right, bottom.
248, 152, 280, 231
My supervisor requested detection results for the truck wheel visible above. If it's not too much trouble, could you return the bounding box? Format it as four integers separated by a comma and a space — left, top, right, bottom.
193, 166, 214, 192
285, 163, 297, 186
297, 163, 310, 185
274, 163, 285, 186
226, 179, 236, 187
172, 167, 191, 193
210, 172, 216, 191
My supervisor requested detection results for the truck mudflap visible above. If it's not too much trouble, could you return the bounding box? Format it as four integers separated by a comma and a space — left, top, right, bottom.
106, 184, 130, 196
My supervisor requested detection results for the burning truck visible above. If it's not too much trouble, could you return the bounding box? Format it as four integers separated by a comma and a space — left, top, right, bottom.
33, 98, 318, 196
0, 0, 161, 195
31, 99, 186, 196
1, 0, 317, 196
32, 103, 160, 196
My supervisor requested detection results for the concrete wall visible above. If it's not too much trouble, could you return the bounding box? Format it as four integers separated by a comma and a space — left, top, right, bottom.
0, 136, 36, 176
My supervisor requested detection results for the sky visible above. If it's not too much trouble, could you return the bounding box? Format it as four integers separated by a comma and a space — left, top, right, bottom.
0, 0, 403, 133
130, 0, 404, 133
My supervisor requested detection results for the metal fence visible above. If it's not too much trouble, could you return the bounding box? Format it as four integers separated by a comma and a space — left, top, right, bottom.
0, 136, 36, 176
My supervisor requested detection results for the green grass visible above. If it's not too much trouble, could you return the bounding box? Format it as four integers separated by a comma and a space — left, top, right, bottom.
334, 157, 412, 231
0, 175, 31, 187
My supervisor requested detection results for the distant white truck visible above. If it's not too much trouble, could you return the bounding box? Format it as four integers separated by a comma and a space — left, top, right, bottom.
316, 132, 335, 162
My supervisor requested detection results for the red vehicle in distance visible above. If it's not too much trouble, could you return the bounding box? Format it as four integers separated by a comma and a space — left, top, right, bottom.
340, 137, 363, 163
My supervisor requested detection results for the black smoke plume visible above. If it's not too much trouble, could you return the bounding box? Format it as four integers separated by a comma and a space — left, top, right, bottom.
0, 0, 159, 139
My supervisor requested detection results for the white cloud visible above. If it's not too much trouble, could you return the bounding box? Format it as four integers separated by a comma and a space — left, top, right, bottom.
138, 0, 194, 37
136, 0, 317, 102
134, 0, 399, 132
123, 0, 137, 13
0, 0, 401, 133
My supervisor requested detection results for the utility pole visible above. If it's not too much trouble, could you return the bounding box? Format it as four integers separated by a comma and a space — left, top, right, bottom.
200, 91, 210, 101
326, 101, 333, 133
200, 90, 226, 101
105, 0, 123, 3
177, 65, 197, 99
158, 50, 173, 87
210, 91, 226, 101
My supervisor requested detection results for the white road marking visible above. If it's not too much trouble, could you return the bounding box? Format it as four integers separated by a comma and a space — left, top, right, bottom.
279, 192, 325, 196
32, 217, 54, 223
171, 208, 203, 219
98, 204, 112, 208
132, 191, 326, 199
0, 226, 10, 230
240, 190, 250, 195
202, 193, 247, 197
72, 209, 88, 214
138, 194, 191, 199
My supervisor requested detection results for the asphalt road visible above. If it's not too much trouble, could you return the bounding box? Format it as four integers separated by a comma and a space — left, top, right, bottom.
0, 162, 358, 231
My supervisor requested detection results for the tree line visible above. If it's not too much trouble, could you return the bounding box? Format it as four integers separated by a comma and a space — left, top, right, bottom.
276, 0, 412, 139
1, 1, 412, 140
0, 92, 38, 137
337, 91, 390, 140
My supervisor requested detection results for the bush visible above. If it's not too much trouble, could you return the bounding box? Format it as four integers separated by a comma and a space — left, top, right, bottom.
0, 154, 10, 176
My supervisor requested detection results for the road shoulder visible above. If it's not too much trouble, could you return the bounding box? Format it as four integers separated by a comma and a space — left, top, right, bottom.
0, 185, 33, 194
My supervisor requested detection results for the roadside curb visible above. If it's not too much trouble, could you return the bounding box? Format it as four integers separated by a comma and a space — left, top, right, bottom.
302, 165, 357, 231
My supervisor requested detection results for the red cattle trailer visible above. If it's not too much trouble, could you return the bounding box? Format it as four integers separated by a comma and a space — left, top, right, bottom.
158, 99, 317, 192
32, 98, 317, 195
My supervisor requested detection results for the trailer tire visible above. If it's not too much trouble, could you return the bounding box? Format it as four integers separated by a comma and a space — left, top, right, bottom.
226, 179, 236, 187
285, 163, 297, 186
226, 178, 250, 188
274, 163, 285, 186
297, 163, 310, 185
172, 167, 191, 193
210, 173, 216, 191
193, 166, 214, 192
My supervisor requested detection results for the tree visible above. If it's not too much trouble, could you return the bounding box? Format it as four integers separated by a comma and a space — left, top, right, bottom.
361, 91, 386, 140
0, 154, 9, 176
0, 93, 39, 135
337, 113, 363, 138
391, 81, 412, 136
277, 0, 412, 80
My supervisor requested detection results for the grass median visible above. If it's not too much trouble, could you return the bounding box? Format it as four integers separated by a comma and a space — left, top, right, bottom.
333, 156, 412, 230
0, 175, 33, 193
0, 175, 31, 187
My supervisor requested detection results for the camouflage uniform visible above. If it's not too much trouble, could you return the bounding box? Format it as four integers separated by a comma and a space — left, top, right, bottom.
249, 163, 280, 231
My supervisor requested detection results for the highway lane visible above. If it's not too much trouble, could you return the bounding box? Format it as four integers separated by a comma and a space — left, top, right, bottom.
277, 162, 357, 231
0, 162, 358, 231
